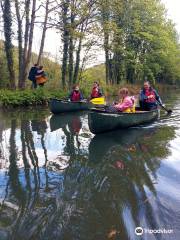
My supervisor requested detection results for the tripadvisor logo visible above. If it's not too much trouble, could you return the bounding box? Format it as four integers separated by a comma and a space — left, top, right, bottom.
135, 227, 144, 236
135, 227, 174, 236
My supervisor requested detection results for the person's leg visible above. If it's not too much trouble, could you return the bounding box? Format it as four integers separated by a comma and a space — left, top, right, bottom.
32, 80, 37, 89
147, 102, 158, 111
105, 105, 119, 113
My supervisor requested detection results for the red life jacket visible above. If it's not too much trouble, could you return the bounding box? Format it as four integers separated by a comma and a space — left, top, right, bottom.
71, 90, 81, 101
144, 89, 156, 103
91, 87, 100, 98
71, 117, 81, 134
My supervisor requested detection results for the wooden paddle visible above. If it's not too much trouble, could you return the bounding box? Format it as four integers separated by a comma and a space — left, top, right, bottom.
156, 99, 172, 114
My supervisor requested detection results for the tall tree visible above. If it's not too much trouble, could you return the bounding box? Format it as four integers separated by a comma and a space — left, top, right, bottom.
1, 0, 16, 89
14, 0, 37, 89
37, 0, 50, 65
14, 0, 23, 85
61, 0, 70, 89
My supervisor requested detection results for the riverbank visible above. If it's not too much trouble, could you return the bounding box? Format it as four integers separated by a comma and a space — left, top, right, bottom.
0, 89, 67, 107
0, 84, 178, 107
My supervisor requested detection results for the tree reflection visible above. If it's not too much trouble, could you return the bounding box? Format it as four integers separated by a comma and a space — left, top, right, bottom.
0, 116, 62, 239
0, 109, 177, 240
53, 126, 175, 240
49, 113, 84, 170
50, 112, 82, 153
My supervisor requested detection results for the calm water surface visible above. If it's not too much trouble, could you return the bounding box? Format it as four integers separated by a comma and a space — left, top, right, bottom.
0, 92, 180, 240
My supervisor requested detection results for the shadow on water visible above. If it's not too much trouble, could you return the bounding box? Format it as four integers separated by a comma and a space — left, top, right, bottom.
0, 104, 179, 239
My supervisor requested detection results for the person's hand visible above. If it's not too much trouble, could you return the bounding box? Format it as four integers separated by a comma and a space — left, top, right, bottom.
113, 101, 118, 105
148, 95, 154, 99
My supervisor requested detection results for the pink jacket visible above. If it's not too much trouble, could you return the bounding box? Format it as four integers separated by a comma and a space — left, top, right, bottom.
114, 96, 134, 112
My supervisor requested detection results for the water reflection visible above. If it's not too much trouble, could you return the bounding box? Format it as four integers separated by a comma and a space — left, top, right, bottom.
0, 104, 179, 239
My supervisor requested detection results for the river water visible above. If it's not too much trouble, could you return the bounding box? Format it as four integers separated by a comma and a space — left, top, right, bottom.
0, 91, 180, 240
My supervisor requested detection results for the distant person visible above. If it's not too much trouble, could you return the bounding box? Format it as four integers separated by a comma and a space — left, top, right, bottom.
90, 82, 103, 99
106, 88, 135, 113
139, 81, 162, 111
35, 66, 47, 87
69, 85, 84, 102
28, 63, 38, 89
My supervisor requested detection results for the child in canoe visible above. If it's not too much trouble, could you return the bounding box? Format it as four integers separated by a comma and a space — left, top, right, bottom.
107, 88, 135, 113
69, 85, 84, 102
90, 82, 103, 99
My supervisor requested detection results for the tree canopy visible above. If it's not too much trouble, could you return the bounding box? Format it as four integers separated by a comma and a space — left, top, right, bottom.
0, 0, 180, 89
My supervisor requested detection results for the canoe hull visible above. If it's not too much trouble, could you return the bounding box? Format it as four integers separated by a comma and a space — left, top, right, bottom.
88, 109, 159, 134
49, 99, 91, 114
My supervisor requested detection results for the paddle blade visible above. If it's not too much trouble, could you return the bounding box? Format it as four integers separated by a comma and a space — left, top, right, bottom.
167, 109, 172, 114
90, 97, 106, 105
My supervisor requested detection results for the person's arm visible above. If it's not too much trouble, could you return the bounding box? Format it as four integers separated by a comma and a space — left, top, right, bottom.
139, 90, 148, 101
154, 90, 163, 105
42, 71, 47, 77
98, 88, 103, 97
114, 98, 133, 111
80, 92, 84, 100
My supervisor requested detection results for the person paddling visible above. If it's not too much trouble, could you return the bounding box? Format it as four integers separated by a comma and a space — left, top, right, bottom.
90, 82, 103, 99
69, 85, 84, 102
139, 81, 162, 111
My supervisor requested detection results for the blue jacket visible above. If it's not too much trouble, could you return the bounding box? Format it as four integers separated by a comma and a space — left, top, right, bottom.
28, 66, 38, 81
139, 88, 162, 109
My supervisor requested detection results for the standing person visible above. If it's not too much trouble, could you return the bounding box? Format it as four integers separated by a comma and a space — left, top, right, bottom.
139, 81, 163, 111
35, 66, 47, 87
28, 64, 38, 89
69, 85, 84, 102
90, 82, 103, 99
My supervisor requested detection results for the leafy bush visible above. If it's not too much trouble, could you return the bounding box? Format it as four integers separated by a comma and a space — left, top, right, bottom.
0, 89, 67, 107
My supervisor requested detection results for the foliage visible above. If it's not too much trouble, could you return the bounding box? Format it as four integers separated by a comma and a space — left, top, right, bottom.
0, 41, 9, 88
99, 0, 180, 85
0, 89, 66, 107
1, 0, 180, 90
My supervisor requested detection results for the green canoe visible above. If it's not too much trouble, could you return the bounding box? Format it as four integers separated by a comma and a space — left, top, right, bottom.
88, 108, 159, 134
49, 98, 91, 114
50, 112, 84, 132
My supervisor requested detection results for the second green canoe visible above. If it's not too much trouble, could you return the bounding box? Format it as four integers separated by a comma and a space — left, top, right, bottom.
49, 98, 91, 114
88, 108, 159, 134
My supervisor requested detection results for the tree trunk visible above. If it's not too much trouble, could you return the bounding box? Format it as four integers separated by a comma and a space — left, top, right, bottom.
104, 31, 110, 85
68, 34, 74, 87
20, 0, 37, 89
73, 25, 84, 84
37, 0, 49, 65
61, 0, 70, 89
14, 0, 23, 84
101, 0, 110, 85
68, 9, 75, 88
17, 0, 31, 89
23, 0, 31, 63
2, 0, 16, 89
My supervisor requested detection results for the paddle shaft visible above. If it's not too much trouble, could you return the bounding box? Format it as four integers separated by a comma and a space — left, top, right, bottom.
155, 99, 172, 113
